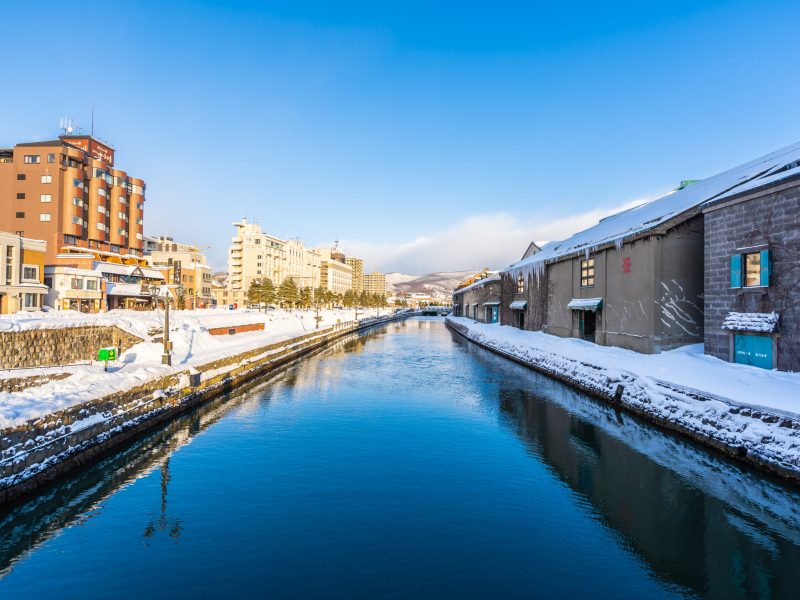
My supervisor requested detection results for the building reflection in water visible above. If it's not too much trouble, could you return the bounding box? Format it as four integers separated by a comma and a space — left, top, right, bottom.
493, 377, 800, 599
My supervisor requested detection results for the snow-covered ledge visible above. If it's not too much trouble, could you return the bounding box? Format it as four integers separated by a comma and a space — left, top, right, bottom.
445, 316, 800, 483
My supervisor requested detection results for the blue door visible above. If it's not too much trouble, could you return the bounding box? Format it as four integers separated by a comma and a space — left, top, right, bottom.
734, 334, 773, 369
490, 306, 499, 323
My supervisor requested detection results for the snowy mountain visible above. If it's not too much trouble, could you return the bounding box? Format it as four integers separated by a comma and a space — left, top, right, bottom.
385, 271, 476, 298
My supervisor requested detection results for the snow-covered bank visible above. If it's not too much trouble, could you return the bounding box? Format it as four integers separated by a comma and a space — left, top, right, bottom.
446, 316, 800, 481
0, 308, 389, 427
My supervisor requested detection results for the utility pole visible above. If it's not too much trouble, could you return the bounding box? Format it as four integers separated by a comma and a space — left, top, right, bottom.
162, 293, 172, 366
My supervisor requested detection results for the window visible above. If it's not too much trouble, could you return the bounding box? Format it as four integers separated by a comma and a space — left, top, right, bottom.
731, 249, 770, 288
47, 153, 55, 163
119, 196, 127, 204
16, 174, 26, 181
71, 278, 83, 289
744, 252, 761, 287
41, 175, 52, 184
5, 247, 12, 281
136, 232, 143, 240
118, 211, 126, 220
98, 205, 106, 214
44, 276, 53, 288
97, 223, 106, 231
98, 188, 107, 197
23, 155, 40, 164
64, 234, 77, 245
517, 274, 524, 293
86, 279, 98, 290
71, 216, 83, 225
23, 265, 38, 281
73, 178, 83, 188
580, 258, 595, 287
15, 211, 24, 218
136, 202, 143, 210
110, 244, 120, 253
16, 193, 25, 199
39, 213, 51, 222
24, 293, 38, 308
73, 197, 83, 207
41, 194, 51, 203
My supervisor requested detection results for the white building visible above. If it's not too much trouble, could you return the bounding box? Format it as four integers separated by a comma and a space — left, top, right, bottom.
43, 267, 103, 312
319, 243, 353, 294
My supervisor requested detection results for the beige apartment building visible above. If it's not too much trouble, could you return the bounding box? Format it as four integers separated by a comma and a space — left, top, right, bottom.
0, 231, 47, 313
319, 244, 353, 294
144, 235, 213, 308
223, 219, 322, 306
363, 272, 387, 297
0, 135, 145, 265
346, 257, 364, 293
286, 238, 321, 289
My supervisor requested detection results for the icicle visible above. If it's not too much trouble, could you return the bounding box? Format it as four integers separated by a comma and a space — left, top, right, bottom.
614, 237, 624, 251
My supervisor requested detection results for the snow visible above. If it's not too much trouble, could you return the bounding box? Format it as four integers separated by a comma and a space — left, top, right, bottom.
721, 311, 780, 333
507, 141, 800, 277
447, 317, 800, 417
566, 297, 603, 310
447, 316, 800, 477
453, 274, 501, 294
509, 300, 527, 310
0, 307, 390, 428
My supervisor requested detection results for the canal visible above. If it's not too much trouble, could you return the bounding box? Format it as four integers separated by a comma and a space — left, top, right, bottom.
1, 318, 799, 599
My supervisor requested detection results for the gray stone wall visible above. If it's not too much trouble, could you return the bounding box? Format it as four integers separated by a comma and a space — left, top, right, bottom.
704, 183, 800, 371
453, 279, 502, 322
0, 326, 143, 369
499, 270, 547, 331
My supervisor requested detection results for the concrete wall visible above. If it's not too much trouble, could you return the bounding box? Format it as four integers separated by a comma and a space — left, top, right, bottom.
0, 326, 142, 369
544, 215, 704, 354
704, 182, 800, 371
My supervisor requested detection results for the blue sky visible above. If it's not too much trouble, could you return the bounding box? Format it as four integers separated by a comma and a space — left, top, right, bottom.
3, 0, 800, 273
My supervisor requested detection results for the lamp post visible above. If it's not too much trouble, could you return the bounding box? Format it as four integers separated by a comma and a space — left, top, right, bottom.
161, 289, 172, 366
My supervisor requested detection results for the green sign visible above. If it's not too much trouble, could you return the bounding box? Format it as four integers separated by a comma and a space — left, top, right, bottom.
97, 347, 118, 362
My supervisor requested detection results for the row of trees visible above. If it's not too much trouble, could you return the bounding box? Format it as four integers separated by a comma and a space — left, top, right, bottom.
247, 278, 388, 310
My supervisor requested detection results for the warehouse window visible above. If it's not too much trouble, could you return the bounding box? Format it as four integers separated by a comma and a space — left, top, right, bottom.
731, 249, 770, 288
580, 258, 595, 287
517, 274, 524, 293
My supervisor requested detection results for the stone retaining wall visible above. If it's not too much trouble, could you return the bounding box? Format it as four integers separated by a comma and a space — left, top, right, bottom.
0, 326, 143, 369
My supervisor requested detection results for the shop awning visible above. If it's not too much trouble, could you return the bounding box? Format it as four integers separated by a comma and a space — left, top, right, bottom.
483, 301, 501, 306
509, 300, 527, 310
567, 297, 603, 311
721, 311, 779, 333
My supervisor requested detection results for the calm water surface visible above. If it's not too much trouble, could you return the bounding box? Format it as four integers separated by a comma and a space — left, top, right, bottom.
1, 318, 799, 599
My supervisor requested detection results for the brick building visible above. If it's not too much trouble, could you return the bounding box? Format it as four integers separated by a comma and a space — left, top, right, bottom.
0, 135, 145, 265
702, 170, 800, 371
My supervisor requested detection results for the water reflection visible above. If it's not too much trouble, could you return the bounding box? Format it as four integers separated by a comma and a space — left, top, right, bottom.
457, 336, 800, 599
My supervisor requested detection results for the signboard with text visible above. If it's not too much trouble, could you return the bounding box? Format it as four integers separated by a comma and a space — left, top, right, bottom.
62, 136, 115, 165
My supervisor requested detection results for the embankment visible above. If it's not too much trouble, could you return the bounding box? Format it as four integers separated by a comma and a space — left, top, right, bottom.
446, 317, 800, 485
0, 315, 402, 503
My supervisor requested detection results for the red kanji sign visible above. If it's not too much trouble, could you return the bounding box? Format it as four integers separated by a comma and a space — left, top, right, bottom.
622, 257, 632, 273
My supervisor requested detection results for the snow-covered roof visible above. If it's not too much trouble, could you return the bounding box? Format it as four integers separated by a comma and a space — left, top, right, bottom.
509, 300, 527, 310
454, 274, 501, 295
708, 165, 800, 205
106, 282, 143, 297
44, 266, 101, 277
483, 301, 501, 306
721, 312, 779, 333
140, 268, 166, 280
507, 141, 800, 275
94, 262, 139, 276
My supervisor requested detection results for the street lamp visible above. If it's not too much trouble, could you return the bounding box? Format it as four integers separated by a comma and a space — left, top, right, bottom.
161, 287, 172, 366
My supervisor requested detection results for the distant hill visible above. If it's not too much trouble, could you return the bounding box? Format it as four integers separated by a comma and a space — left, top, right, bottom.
385, 271, 476, 298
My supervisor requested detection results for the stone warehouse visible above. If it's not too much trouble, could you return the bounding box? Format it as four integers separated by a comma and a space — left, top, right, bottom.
490, 140, 800, 358
703, 168, 800, 371
452, 273, 501, 323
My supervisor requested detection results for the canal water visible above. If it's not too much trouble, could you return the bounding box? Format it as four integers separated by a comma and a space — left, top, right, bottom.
1, 318, 799, 599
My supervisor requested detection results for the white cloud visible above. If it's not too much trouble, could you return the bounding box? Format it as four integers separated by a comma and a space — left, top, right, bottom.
342, 199, 647, 274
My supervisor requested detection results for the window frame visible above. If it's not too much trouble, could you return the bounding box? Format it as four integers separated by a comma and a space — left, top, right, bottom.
580, 258, 595, 288
22, 265, 39, 282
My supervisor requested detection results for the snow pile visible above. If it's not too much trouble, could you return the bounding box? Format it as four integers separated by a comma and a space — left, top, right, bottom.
0, 307, 390, 427
506, 141, 800, 277
721, 311, 780, 333
447, 316, 800, 478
